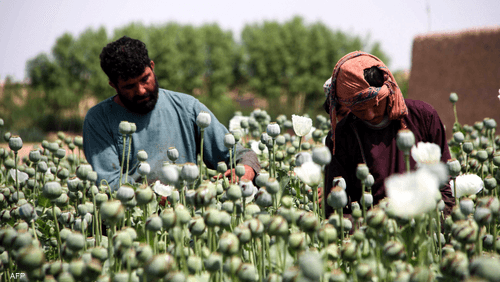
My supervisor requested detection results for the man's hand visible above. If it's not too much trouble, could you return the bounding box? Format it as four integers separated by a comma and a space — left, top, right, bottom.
214, 165, 256, 183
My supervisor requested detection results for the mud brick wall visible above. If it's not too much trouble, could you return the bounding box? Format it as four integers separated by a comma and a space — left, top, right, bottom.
408, 27, 500, 139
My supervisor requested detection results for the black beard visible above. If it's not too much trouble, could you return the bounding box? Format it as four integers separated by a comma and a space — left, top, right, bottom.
118, 76, 159, 115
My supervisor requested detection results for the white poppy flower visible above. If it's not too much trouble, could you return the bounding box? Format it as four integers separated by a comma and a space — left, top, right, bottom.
450, 174, 484, 198
153, 180, 174, 197
294, 162, 322, 187
304, 126, 317, 141
249, 140, 268, 155
411, 142, 441, 166
229, 115, 249, 132
292, 115, 313, 137
385, 168, 440, 217
8, 169, 29, 184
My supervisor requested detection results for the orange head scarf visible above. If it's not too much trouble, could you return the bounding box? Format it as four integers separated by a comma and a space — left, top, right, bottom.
326, 51, 408, 155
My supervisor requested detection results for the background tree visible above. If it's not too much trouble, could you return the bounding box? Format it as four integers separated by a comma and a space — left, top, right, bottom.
12, 17, 390, 139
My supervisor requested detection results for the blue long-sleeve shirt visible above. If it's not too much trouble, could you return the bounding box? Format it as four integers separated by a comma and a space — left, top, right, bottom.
83, 88, 259, 190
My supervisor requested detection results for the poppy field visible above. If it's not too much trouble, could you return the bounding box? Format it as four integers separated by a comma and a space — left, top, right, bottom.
0, 93, 500, 282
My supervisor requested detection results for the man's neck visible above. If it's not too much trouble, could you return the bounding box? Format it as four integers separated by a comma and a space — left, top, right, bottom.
361, 115, 390, 130
113, 95, 125, 108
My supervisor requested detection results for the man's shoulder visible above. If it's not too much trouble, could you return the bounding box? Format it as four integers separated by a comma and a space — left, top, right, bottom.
405, 99, 439, 116
159, 88, 204, 113
160, 88, 198, 104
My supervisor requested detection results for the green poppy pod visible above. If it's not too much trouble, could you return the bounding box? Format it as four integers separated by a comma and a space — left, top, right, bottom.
254, 171, 269, 188
175, 205, 191, 225
234, 225, 252, 244
68, 259, 86, 281
383, 240, 405, 261
328, 186, 348, 209
100, 200, 125, 224
447, 159, 461, 177
265, 178, 279, 195
318, 223, 337, 244
3, 132, 11, 142
76, 164, 92, 180
449, 92, 458, 103
18, 203, 36, 222
196, 111, 211, 129
266, 122, 280, 138
312, 146, 332, 166
396, 129, 415, 153
217, 161, 228, 174
37, 161, 48, 173
160, 163, 179, 185
16, 245, 45, 272
268, 215, 289, 237
453, 132, 465, 143
356, 163, 370, 181
181, 163, 199, 183
483, 118, 497, 130
204, 252, 222, 272
289, 232, 308, 251
66, 232, 85, 252
226, 184, 242, 201
299, 252, 323, 281
137, 150, 148, 162
237, 263, 258, 282
224, 133, 235, 149
55, 193, 69, 208
86, 172, 98, 184
118, 121, 132, 135
188, 216, 206, 236
476, 150, 488, 163
203, 208, 221, 227
474, 207, 492, 226
43, 181, 62, 200
298, 211, 320, 233
145, 253, 175, 278
57, 168, 70, 180
219, 232, 240, 255
8, 135, 23, 152
146, 215, 163, 232
135, 185, 153, 205
255, 188, 272, 208
58, 212, 75, 228
195, 187, 214, 207
116, 186, 135, 203
29, 149, 41, 163
95, 193, 108, 206
275, 135, 286, 146
73, 136, 83, 147
55, 148, 66, 159
235, 164, 246, 178
366, 208, 386, 229
12, 230, 33, 251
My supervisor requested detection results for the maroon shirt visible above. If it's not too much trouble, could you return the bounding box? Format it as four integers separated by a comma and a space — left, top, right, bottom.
324, 99, 455, 216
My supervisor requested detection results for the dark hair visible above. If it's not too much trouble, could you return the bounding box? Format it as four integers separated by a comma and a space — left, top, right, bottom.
100, 36, 152, 86
363, 66, 384, 87
323, 66, 385, 113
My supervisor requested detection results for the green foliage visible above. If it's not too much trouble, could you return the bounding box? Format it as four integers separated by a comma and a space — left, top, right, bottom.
393, 70, 410, 99
241, 16, 389, 120
19, 17, 390, 135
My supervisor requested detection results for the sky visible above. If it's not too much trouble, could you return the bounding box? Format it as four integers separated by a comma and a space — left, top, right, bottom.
0, 0, 499, 82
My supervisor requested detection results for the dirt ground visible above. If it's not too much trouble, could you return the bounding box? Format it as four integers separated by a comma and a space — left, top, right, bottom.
0, 132, 84, 164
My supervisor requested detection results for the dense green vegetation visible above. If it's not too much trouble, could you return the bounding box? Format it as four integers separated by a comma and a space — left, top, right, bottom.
0, 16, 404, 140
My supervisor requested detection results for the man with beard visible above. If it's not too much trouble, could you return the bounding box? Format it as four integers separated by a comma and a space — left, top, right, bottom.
83, 36, 260, 191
